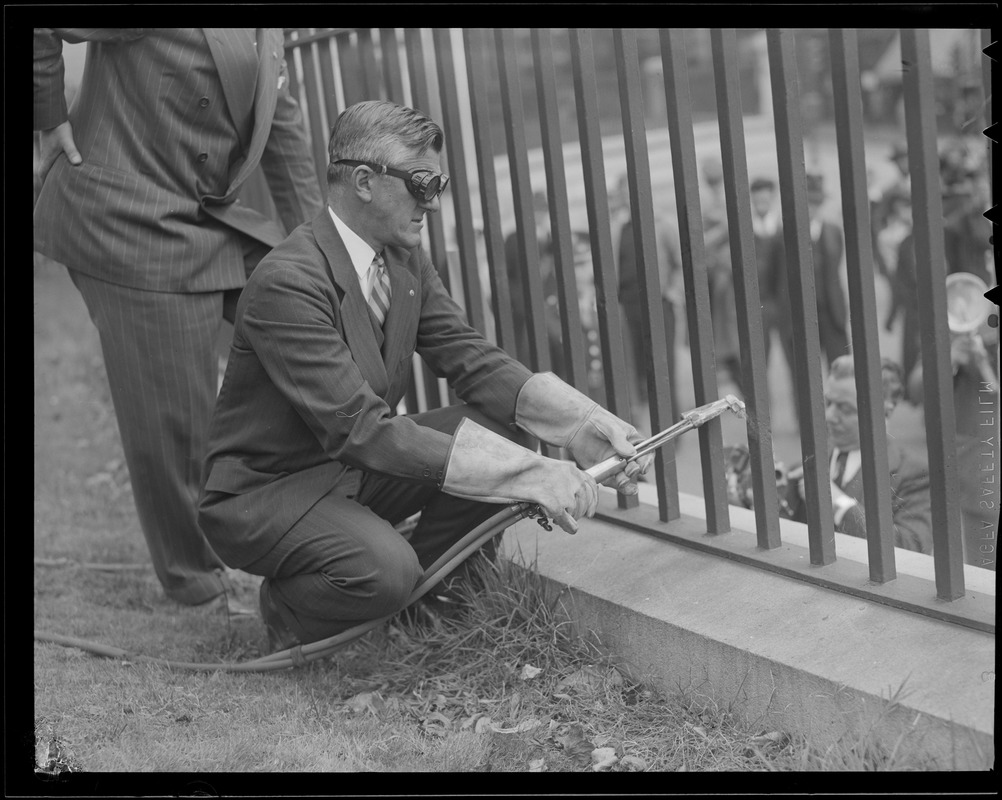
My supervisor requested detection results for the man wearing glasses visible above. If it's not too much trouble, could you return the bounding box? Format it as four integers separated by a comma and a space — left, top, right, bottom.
198, 100, 651, 651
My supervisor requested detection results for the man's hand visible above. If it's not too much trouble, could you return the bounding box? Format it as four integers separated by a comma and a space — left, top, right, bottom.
514, 372, 652, 497
529, 458, 599, 534
441, 417, 599, 535
35, 121, 82, 185
564, 405, 652, 496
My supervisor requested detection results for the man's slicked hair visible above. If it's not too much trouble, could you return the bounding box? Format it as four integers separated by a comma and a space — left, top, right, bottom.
829, 354, 905, 410
326, 100, 444, 186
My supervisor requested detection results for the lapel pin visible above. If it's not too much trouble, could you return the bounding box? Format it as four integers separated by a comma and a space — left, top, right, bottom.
409, 289, 415, 296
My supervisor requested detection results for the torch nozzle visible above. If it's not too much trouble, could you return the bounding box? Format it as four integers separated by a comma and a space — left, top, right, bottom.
585, 394, 747, 483
681, 394, 746, 427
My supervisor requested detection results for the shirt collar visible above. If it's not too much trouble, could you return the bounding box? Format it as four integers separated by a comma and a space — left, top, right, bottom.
328, 206, 377, 289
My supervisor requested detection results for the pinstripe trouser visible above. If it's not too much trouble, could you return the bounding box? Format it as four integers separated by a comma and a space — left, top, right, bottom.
68, 246, 266, 604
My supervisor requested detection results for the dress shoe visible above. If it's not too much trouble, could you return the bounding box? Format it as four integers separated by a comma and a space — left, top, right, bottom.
259, 580, 300, 652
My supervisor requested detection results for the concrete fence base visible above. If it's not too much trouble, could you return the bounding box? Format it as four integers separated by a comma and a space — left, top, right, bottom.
500, 490, 995, 770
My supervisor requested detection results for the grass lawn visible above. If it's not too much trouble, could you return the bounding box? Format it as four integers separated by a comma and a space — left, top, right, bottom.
33, 253, 954, 780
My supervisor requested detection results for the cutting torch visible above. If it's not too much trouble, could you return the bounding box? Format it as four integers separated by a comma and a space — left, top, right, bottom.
523, 394, 747, 530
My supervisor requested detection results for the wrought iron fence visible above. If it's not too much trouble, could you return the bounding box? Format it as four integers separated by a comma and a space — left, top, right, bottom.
269, 27, 995, 633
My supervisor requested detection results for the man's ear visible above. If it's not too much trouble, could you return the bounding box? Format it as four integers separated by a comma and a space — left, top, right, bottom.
350, 165, 375, 203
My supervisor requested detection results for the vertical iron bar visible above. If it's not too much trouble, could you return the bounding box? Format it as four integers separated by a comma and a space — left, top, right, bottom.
766, 29, 836, 565
404, 28, 449, 288
378, 29, 419, 415
404, 28, 448, 409
615, 29, 680, 522
711, 28, 782, 549
900, 28, 965, 598
380, 28, 406, 104
316, 34, 340, 126
357, 28, 382, 99
982, 29, 994, 202
495, 28, 552, 374
433, 28, 487, 335
297, 30, 333, 192
395, 31, 420, 415
531, 28, 590, 393
829, 29, 897, 581
464, 28, 518, 353
569, 28, 638, 512
661, 28, 729, 532
337, 31, 364, 107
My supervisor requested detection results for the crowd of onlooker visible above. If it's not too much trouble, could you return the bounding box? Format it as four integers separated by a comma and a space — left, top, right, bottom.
500, 136, 996, 571
706, 138, 996, 571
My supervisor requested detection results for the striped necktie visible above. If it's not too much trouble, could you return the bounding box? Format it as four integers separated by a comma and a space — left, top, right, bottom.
367, 253, 391, 327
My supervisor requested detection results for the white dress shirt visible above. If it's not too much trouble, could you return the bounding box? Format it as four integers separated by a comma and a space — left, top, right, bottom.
328, 206, 377, 302
830, 446, 862, 525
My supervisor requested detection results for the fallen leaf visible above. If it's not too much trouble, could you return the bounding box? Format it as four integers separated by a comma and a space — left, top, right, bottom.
460, 712, 486, 731
520, 664, 542, 680
344, 691, 385, 717
528, 757, 546, 772
421, 711, 454, 737
686, 723, 708, 739
591, 747, 618, 771
474, 715, 494, 734
555, 665, 623, 695
750, 731, 788, 747
620, 755, 647, 772
490, 717, 542, 734
556, 666, 603, 694
556, 724, 594, 762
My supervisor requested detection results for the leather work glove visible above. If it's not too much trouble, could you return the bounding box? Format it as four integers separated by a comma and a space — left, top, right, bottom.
514, 372, 652, 495
441, 418, 599, 534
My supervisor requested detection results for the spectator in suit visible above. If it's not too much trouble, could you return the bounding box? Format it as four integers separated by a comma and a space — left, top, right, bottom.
33, 28, 325, 610
891, 153, 993, 391
750, 176, 782, 366
615, 197, 683, 425
504, 191, 564, 376
197, 101, 652, 651
785, 356, 933, 554
769, 173, 850, 408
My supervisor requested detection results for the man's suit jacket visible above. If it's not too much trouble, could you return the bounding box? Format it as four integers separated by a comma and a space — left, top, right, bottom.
33, 28, 323, 292
198, 210, 534, 568
835, 439, 933, 555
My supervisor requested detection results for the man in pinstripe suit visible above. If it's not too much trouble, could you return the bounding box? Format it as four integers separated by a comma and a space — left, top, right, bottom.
33, 29, 325, 608
197, 101, 652, 651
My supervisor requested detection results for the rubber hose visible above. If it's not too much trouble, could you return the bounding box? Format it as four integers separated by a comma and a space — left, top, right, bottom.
33, 502, 530, 673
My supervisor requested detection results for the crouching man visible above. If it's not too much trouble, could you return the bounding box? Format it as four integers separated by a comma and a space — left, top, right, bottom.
197, 100, 651, 651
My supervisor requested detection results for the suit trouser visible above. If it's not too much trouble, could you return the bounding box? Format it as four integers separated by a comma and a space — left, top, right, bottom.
621, 297, 678, 422
68, 241, 268, 604
245, 404, 536, 645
